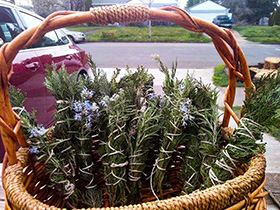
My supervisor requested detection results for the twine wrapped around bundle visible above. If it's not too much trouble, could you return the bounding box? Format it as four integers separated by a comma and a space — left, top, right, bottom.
0, 4, 266, 210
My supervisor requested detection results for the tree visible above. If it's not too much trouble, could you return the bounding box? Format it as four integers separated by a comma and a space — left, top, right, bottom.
32, 0, 66, 17
220, 0, 252, 24
85, 0, 92, 11
269, 6, 280, 25
246, 0, 278, 24
32, 0, 89, 17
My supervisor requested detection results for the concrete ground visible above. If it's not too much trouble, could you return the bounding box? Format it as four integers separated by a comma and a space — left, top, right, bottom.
0, 67, 279, 209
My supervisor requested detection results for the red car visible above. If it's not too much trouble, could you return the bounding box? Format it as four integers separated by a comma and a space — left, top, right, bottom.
0, 1, 90, 161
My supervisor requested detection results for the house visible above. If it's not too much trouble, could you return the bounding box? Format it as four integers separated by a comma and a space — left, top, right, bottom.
187, 0, 231, 23
92, 0, 129, 7
126, 0, 178, 8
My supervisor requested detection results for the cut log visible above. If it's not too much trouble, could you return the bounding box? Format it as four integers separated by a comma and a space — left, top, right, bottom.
249, 67, 277, 80
264, 57, 280, 70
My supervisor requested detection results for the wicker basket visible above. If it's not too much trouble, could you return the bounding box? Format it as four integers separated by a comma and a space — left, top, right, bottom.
0, 5, 267, 210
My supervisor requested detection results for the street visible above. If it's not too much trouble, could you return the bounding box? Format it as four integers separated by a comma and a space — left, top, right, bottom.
77, 42, 280, 68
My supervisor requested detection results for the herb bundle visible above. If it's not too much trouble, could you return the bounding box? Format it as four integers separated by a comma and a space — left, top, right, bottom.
9, 57, 265, 208
242, 70, 280, 139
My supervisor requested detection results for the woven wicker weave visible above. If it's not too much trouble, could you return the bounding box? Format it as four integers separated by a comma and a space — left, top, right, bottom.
0, 5, 266, 210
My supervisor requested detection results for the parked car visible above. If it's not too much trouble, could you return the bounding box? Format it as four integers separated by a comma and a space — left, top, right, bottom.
60, 28, 86, 43
0, 1, 90, 161
212, 15, 233, 28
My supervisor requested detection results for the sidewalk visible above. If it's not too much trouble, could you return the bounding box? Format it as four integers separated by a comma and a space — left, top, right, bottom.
0, 67, 279, 209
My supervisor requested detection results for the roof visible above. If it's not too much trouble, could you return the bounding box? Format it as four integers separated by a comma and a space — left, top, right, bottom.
189, 0, 226, 11
92, 0, 129, 6
127, 0, 178, 7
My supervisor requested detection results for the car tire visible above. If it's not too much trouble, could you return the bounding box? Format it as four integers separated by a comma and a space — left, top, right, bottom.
77, 70, 88, 81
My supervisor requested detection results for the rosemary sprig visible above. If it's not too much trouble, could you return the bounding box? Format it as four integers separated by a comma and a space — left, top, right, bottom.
128, 105, 161, 202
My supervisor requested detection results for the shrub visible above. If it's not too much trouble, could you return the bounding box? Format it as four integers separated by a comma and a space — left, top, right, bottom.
269, 6, 280, 26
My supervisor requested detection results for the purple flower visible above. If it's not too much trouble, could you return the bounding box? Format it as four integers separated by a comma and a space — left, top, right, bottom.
179, 99, 194, 127
81, 87, 88, 96
29, 129, 38, 137
30, 147, 39, 154
85, 116, 92, 128
179, 84, 186, 90
84, 100, 92, 111
37, 126, 47, 136
81, 87, 95, 99
148, 93, 158, 100
28, 126, 47, 137
74, 113, 82, 121
100, 96, 109, 107
180, 105, 189, 113
73, 100, 83, 112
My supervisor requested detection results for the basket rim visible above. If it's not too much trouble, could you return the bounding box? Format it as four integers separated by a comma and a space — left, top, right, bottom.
3, 147, 266, 210
0, 5, 262, 210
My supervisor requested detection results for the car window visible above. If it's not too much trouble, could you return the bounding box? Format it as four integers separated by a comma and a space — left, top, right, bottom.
19, 11, 61, 48
0, 6, 23, 43
56, 29, 70, 45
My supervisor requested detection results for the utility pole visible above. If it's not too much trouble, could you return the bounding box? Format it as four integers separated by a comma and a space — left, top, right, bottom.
140, 0, 154, 37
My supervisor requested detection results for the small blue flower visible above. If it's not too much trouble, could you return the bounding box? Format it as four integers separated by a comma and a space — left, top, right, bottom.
37, 126, 47, 136
85, 116, 92, 128
81, 87, 88, 96
148, 93, 158, 100
179, 84, 186, 90
81, 87, 95, 99
179, 99, 194, 127
28, 129, 38, 137
180, 105, 189, 113
29, 126, 47, 137
30, 147, 39, 154
100, 96, 109, 107
73, 100, 83, 112
88, 91, 94, 98
182, 121, 187, 127
74, 113, 82, 121
84, 100, 92, 111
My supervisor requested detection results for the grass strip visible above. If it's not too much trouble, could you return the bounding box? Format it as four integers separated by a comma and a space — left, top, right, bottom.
233, 26, 280, 44
68, 26, 211, 42
213, 64, 244, 87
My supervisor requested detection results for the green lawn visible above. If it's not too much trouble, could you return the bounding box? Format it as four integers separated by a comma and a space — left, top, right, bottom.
213, 64, 244, 87
67, 26, 211, 42
233, 25, 280, 44
67, 26, 97, 32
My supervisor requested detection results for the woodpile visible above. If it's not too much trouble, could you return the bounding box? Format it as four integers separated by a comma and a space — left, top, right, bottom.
249, 57, 280, 80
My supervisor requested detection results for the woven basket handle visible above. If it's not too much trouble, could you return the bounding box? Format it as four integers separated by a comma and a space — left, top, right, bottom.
0, 5, 253, 165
